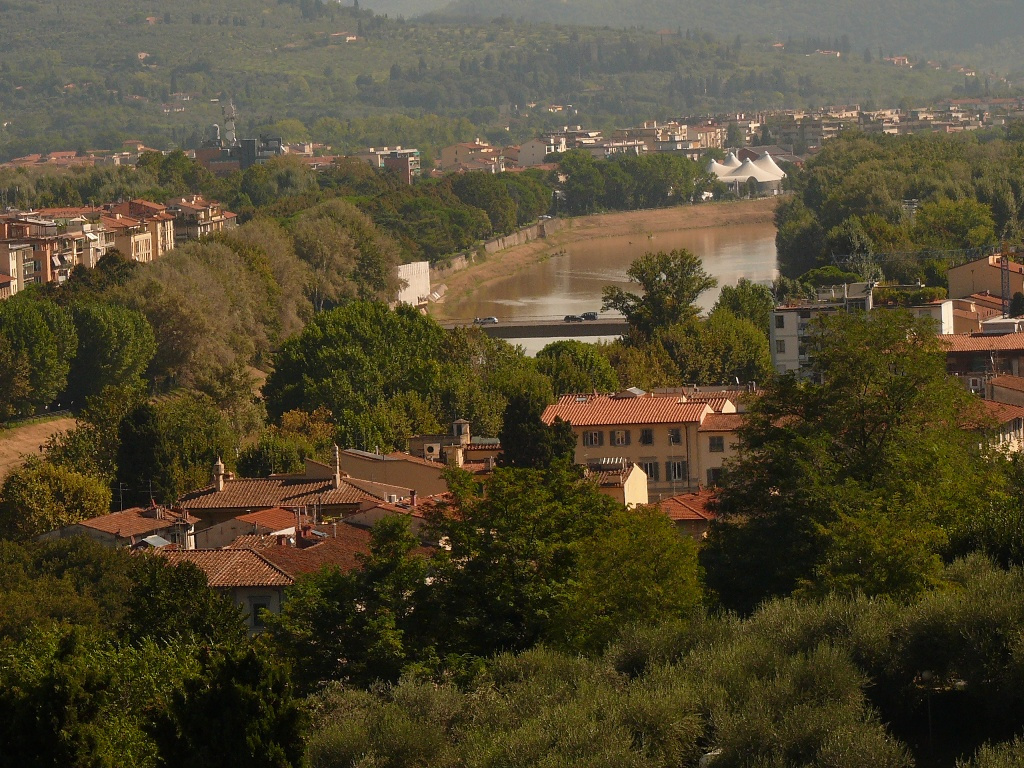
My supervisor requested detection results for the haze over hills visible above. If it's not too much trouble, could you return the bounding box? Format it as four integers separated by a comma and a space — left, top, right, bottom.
363, 0, 1024, 70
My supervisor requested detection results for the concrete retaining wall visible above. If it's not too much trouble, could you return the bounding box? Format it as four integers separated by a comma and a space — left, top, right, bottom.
429, 218, 563, 284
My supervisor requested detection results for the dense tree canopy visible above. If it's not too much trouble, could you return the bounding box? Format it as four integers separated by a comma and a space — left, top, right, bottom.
701, 310, 996, 613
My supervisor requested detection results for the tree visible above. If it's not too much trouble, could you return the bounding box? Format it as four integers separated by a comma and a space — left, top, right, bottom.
65, 302, 156, 403
535, 339, 619, 395
498, 393, 575, 469
150, 646, 306, 768
424, 464, 620, 657
551, 506, 702, 653
712, 277, 775, 336
265, 516, 430, 690
0, 458, 112, 540
602, 249, 717, 339
660, 310, 772, 386
0, 297, 76, 417
701, 310, 993, 613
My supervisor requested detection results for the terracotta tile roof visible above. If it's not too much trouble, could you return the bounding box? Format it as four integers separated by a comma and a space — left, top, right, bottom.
659, 490, 718, 522
940, 333, 1024, 353
698, 413, 745, 432
235, 507, 302, 531
78, 506, 195, 538
343, 477, 414, 499
989, 375, 1024, 393
979, 399, 1024, 425
177, 477, 374, 510
542, 394, 712, 427
257, 525, 373, 575
226, 534, 277, 549
586, 464, 637, 487
160, 549, 294, 587
684, 396, 733, 412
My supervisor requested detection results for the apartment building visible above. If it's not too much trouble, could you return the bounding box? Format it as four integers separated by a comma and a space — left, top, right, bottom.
99, 213, 154, 264
541, 389, 742, 499
110, 200, 176, 258
166, 196, 237, 243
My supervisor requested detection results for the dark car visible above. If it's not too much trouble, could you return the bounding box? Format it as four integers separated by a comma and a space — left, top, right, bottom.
564, 314, 584, 322
473, 316, 499, 325
581, 311, 599, 321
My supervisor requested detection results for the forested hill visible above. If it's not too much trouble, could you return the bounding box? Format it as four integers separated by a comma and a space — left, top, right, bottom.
421, 0, 1024, 68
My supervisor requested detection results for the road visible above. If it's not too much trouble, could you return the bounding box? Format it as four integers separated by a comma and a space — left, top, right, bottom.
440, 316, 629, 339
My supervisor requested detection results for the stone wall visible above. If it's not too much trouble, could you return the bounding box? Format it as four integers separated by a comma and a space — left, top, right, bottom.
429, 218, 563, 284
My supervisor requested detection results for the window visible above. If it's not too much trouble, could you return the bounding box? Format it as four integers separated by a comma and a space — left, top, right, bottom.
707, 467, 723, 486
640, 460, 659, 481
666, 459, 687, 482
775, 314, 785, 329
612, 430, 630, 446
776, 339, 786, 354
668, 428, 682, 445
709, 435, 725, 452
583, 431, 603, 447
249, 597, 271, 629
639, 428, 654, 445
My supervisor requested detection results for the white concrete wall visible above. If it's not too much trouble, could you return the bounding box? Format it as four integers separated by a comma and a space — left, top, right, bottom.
395, 261, 431, 306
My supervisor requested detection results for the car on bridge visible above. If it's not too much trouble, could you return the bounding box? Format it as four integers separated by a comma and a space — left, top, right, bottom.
473, 316, 499, 325
563, 314, 584, 322
581, 311, 599, 321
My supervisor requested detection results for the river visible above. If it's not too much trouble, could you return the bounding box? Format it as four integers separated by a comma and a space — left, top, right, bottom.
441, 220, 778, 353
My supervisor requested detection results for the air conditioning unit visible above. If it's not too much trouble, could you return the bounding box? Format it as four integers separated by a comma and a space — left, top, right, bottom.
387, 494, 399, 504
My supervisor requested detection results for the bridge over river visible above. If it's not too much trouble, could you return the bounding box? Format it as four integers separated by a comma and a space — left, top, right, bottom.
441, 316, 629, 340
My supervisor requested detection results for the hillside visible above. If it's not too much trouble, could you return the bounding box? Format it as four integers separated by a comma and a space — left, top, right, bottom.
0, 0, 971, 159
426, 0, 1024, 70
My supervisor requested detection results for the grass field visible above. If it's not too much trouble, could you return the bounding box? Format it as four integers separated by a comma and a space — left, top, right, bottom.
0, 415, 77, 480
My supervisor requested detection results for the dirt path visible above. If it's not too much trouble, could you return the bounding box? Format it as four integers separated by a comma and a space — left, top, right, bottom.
430, 198, 779, 319
0, 416, 77, 480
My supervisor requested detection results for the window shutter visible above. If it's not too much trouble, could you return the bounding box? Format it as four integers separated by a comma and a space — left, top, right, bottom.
625, 430, 631, 445
598, 431, 604, 446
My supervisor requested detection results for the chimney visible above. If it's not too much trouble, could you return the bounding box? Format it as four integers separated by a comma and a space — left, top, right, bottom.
213, 457, 225, 492
332, 444, 341, 490
447, 445, 465, 468
410, 489, 417, 507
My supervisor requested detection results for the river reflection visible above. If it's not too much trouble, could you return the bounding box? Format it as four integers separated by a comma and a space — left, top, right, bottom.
445, 221, 778, 327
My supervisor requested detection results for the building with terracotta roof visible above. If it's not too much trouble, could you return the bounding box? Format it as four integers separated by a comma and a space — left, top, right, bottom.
973, 399, 1024, 453
941, 332, 1024, 393
339, 448, 449, 496
658, 489, 717, 539
987, 374, 1024, 406
584, 462, 649, 507
541, 389, 741, 499
195, 506, 306, 549
947, 254, 1024, 301
166, 195, 236, 242
110, 200, 175, 258
41, 504, 196, 549
159, 548, 293, 631
99, 213, 153, 263
177, 449, 414, 532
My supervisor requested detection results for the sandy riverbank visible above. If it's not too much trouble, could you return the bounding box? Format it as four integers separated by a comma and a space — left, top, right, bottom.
431, 197, 779, 320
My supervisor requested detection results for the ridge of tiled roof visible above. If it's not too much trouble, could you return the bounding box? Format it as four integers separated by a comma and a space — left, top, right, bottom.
78, 506, 194, 538
160, 548, 294, 587
979, 399, 1024, 424
177, 476, 373, 509
542, 393, 712, 427
940, 333, 1024, 353
257, 525, 373, 575
235, 507, 302, 531
698, 413, 745, 432
659, 490, 718, 522
989, 374, 1024, 393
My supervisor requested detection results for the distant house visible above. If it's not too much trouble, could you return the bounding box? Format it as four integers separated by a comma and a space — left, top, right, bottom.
658, 489, 717, 539
176, 449, 414, 532
195, 506, 304, 549
165, 195, 237, 243
159, 548, 293, 632
40, 503, 196, 549
947, 255, 1024, 301
585, 462, 648, 508
987, 374, 1024, 406
339, 448, 448, 496
541, 389, 742, 500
